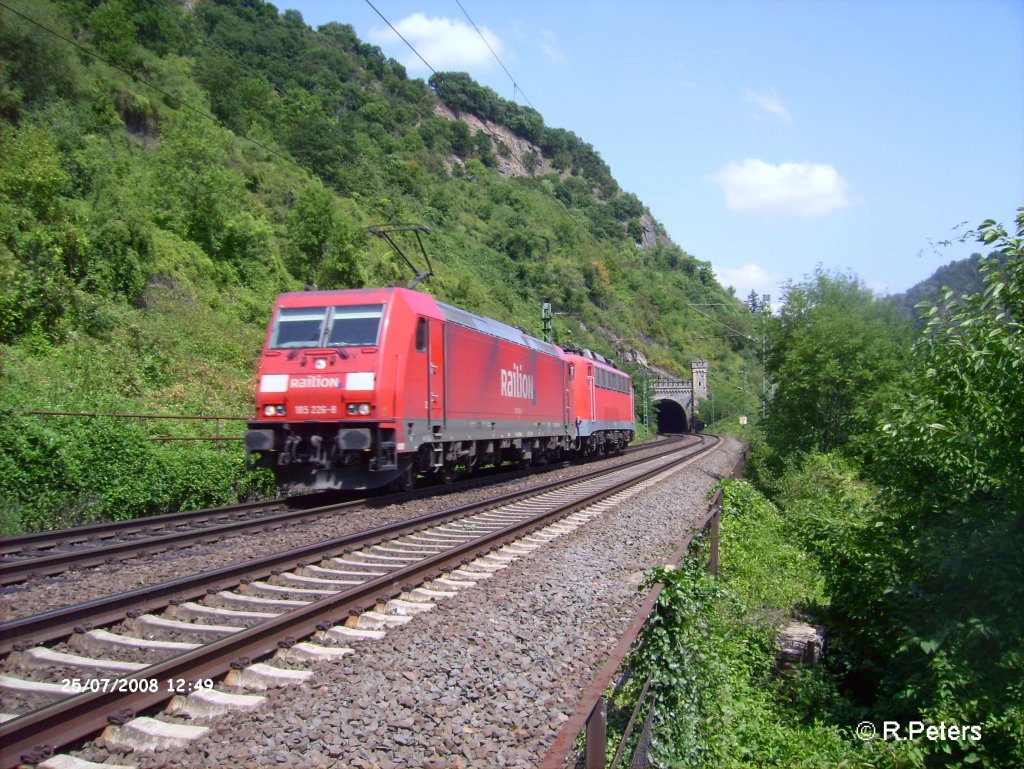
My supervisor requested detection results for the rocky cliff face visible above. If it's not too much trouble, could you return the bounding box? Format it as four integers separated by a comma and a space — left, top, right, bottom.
434, 103, 677, 254
434, 102, 550, 178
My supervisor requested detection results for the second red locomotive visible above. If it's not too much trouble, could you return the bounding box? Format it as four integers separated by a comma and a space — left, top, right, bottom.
244, 287, 635, 492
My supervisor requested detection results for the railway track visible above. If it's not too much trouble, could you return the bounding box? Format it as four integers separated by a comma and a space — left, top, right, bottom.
0, 436, 680, 588
0, 498, 297, 587
0, 434, 715, 768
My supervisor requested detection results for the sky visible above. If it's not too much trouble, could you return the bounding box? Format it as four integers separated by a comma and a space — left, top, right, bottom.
280, 0, 1023, 302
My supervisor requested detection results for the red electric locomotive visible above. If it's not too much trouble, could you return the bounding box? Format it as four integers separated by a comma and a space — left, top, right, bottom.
564, 348, 635, 454
244, 287, 635, 492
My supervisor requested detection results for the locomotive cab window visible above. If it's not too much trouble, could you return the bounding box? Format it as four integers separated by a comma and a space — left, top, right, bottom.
270, 307, 328, 349
327, 304, 384, 347
269, 304, 384, 349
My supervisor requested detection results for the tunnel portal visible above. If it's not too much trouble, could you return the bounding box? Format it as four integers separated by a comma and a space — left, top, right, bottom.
654, 398, 689, 434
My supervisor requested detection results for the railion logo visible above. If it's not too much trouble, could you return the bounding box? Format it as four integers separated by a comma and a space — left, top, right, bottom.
500, 364, 534, 400
289, 375, 341, 389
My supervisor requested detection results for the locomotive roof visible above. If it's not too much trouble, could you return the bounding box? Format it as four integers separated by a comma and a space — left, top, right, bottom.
561, 346, 623, 372
276, 286, 420, 304
437, 301, 562, 358
273, 287, 562, 357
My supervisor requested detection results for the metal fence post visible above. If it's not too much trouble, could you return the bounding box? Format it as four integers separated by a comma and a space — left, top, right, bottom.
708, 505, 719, 576
628, 704, 655, 769
585, 696, 607, 769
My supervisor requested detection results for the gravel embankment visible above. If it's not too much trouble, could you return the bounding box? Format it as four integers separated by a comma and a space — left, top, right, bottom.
0, 440, 688, 622
70, 435, 743, 769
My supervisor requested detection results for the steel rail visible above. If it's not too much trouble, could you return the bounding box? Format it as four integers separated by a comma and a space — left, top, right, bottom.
0, 437, 706, 656
0, 497, 289, 555
0, 435, 717, 768
0, 437, 682, 566
0, 497, 364, 586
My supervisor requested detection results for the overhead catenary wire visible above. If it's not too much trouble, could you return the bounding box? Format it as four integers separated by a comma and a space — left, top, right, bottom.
363, 0, 437, 75
454, 0, 535, 111
685, 303, 757, 342
359, 0, 541, 181
7, 0, 603, 273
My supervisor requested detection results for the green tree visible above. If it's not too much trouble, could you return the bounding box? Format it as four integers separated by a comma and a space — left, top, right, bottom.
285, 179, 365, 289
610, 191, 644, 221
522, 149, 539, 175
1, 1, 83, 119
0, 122, 84, 341
864, 209, 1024, 766
89, 0, 136, 68
0, 122, 66, 220
626, 219, 644, 244
746, 290, 760, 313
763, 269, 912, 458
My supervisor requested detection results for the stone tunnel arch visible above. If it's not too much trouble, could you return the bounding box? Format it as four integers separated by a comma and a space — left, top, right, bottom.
654, 398, 689, 433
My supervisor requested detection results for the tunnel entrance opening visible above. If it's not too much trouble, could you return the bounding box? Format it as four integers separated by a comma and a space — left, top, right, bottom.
655, 398, 689, 434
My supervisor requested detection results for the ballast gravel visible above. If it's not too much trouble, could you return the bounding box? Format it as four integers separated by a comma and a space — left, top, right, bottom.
0, 439, 691, 622
67, 436, 744, 769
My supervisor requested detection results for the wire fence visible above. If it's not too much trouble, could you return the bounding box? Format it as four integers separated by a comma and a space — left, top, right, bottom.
542, 450, 744, 769
16, 410, 249, 443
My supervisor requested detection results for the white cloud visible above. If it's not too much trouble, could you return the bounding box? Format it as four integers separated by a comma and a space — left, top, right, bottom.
713, 263, 782, 302
537, 29, 565, 65
369, 13, 504, 72
710, 159, 851, 217
744, 88, 791, 121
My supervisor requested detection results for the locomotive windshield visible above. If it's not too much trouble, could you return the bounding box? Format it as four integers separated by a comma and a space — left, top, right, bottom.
326, 305, 384, 346
269, 304, 385, 349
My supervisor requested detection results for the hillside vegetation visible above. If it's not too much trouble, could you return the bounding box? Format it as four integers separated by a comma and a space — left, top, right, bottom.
633, 214, 1023, 767
888, 251, 1010, 319
0, 0, 760, 533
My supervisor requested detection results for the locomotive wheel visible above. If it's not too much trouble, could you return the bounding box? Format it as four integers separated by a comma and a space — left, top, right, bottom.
390, 464, 416, 492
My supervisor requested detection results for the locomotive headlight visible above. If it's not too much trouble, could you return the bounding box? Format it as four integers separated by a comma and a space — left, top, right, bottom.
346, 403, 371, 416
358, 403, 371, 416
314, 358, 327, 370
276, 405, 286, 416
346, 403, 357, 415
264, 404, 286, 416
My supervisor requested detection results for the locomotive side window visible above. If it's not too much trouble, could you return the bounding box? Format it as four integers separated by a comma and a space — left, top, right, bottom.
327, 304, 384, 346
270, 307, 328, 349
592, 368, 627, 392
415, 317, 427, 352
